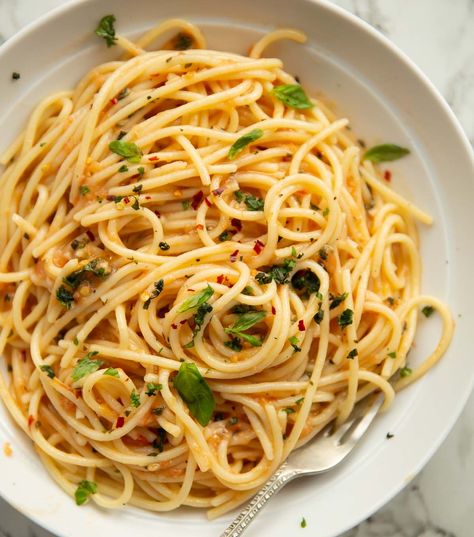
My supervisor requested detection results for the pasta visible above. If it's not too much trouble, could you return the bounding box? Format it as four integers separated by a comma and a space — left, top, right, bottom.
0, 17, 453, 518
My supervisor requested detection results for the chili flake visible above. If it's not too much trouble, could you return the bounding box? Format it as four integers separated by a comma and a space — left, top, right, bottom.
298, 319, 306, 331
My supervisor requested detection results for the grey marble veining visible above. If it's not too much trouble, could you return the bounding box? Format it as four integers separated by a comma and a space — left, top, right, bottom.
0, 1, 473, 536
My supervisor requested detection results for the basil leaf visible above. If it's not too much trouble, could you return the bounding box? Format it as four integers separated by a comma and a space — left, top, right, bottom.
272, 84, 313, 109
237, 332, 263, 347
75, 480, 98, 506
71, 352, 103, 381
178, 285, 214, 313
421, 305, 435, 318
173, 362, 215, 426
363, 144, 410, 163
95, 15, 116, 47
228, 128, 263, 160
226, 311, 266, 333
109, 140, 142, 163
56, 285, 74, 309
234, 191, 264, 211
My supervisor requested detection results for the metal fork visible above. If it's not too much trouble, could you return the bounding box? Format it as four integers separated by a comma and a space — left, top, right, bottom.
220, 393, 384, 537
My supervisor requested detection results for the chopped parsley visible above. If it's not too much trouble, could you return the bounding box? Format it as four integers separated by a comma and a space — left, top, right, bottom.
289, 336, 301, 352
56, 285, 74, 309
255, 258, 296, 285
387, 351, 397, 359
234, 190, 264, 211
313, 309, 324, 324
347, 348, 358, 359
79, 185, 90, 196
421, 305, 435, 318
178, 285, 213, 313
184, 302, 213, 348
71, 352, 103, 382
338, 309, 353, 328
218, 230, 233, 242
39, 365, 55, 379
300, 517, 307, 528
132, 184, 143, 193
130, 390, 141, 408
94, 15, 117, 47
118, 164, 128, 173
291, 269, 320, 297
329, 292, 348, 310
224, 337, 242, 351
75, 480, 98, 506
104, 368, 119, 377
143, 279, 164, 310
159, 241, 170, 251
399, 366, 412, 378
145, 383, 163, 396
173, 33, 194, 50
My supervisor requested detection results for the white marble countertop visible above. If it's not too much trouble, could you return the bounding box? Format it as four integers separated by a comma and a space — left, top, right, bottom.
0, 0, 472, 536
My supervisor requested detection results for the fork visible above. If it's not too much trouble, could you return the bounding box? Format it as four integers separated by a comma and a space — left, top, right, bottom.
220, 393, 384, 537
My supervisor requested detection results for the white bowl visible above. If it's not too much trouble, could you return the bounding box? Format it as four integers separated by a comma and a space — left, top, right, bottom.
0, 1, 473, 536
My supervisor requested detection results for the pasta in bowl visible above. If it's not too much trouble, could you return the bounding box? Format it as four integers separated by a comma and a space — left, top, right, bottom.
0, 16, 453, 520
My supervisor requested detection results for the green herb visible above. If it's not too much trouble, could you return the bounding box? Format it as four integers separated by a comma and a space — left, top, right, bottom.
185, 302, 214, 347
231, 304, 257, 314
399, 366, 412, 378
137, 166, 145, 177
386, 432, 394, 439
173, 33, 194, 50
63, 259, 110, 290
79, 185, 90, 196
319, 247, 328, 261
289, 336, 301, 352
117, 87, 129, 100
71, 352, 103, 382
301, 517, 307, 528
322, 207, 329, 217
130, 390, 140, 408
12, 72, 20, 80
224, 311, 266, 347
387, 351, 397, 359
95, 15, 117, 47
56, 285, 74, 309
363, 144, 410, 163
329, 292, 348, 310
118, 164, 128, 173
75, 480, 98, 506
313, 309, 324, 324
173, 362, 215, 426
233, 190, 264, 211
104, 368, 119, 377
272, 84, 313, 109
228, 128, 264, 159
255, 258, 296, 285
159, 241, 170, 251
132, 183, 143, 193
291, 269, 320, 297
73, 336, 79, 346
182, 199, 190, 210
421, 305, 435, 318
338, 309, 353, 328
117, 130, 127, 140
347, 348, 358, 359
131, 197, 140, 210
109, 140, 142, 163
152, 406, 164, 415
218, 230, 232, 241
143, 279, 164, 310
71, 238, 88, 250
296, 397, 304, 405
283, 407, 296, 414
242, 286, 254, 296
224, 337, 242, 351
145, 383, 163, 396
40, 365, 55, 379
152, 428, 167, 452
178, 285, 214, 313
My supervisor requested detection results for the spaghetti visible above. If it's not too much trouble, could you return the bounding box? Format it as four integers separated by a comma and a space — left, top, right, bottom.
0, 18, 453, 517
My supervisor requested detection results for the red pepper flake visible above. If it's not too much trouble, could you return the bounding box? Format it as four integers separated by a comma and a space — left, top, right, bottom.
145, 196, 151, 200
212, 187, 225, 196
205, 197, 212, 207
230, 249, 239, 262
75, 389, 82, 399
180, 319, 187, 325
116, 416, 125, 428
298, 319, 306, 331
157, 305, 169, 318
149, 156, 158, 161
106, 195, 115, 201
154, 210, 161, 217
28, 415, 34, 428
191, 190, 204, 210
253, 239, 264, 254
231, 218, 242, 231
171, 323, 178, 329
123, 196, 130, 204
195, 224, 204, 231
216, 274, 225, 284
384, 170, 392, 182
110, 97, 118, 105
272, 306, 276, 315
20, 350, 26, 362
86, 230, 95, 241
187, 289, 195, 292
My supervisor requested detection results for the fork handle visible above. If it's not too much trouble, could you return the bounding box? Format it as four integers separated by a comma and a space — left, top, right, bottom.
220, 462, 298, 537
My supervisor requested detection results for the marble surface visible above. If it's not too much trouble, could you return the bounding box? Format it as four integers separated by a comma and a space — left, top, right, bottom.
0, 0, 472, 536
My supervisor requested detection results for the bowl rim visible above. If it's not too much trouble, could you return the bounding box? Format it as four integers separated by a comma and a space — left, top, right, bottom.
0, 1, 473, 536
